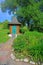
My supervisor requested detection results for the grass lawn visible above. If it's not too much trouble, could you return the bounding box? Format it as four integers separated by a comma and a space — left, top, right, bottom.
0, 29, 10, 43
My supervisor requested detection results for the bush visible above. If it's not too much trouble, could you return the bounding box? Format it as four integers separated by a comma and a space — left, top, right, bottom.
28, 38, 43, 65
13, 33, 29, 58
13, 35, 27, 53
13, 31, 43, 63
3, 20, 9, 29
20, 26, 28, 33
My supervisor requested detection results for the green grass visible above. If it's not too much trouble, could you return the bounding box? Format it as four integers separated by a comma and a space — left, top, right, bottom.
0, 23, 3, 30
0, 29, 10, 43
13, 31, 43, 59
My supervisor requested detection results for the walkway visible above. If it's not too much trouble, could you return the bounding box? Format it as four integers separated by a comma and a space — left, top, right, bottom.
0, 37, 14, 65
0, 37, 32, 65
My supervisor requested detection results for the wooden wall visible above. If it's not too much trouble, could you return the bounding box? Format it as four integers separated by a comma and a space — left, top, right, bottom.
9, 25, 12, 34
9, 24, 20, 34
17, 25, 20, 34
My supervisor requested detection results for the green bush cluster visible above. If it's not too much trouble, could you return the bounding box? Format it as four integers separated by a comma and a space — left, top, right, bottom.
20, 26, 28, 33
28, 38, 43, 64
13, 31, 43, 64
3, 20, 9, 29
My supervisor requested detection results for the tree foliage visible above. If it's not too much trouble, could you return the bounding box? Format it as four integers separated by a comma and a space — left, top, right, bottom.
3, 20, 9, 29
1, 0, 43, 31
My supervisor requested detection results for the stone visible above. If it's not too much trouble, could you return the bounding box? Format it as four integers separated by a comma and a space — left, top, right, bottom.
42, 63, 43, 65
24, 58, 28, 62
8, 34, 12, 37
30, 61, 35, 64
15, 59, 20, 62
10, 53, 16, 60
15, 34, 17, 38
20, 59, 24, 62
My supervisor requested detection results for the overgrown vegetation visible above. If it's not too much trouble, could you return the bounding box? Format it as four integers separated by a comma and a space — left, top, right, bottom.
13, 31, 43, 65
3, 20, 9, 29
0, 29, 9, 43
0, 21, 10, 43
20, 26, 28, 33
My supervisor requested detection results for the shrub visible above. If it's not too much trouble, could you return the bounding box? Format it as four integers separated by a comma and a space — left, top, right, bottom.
28, 38, 43, 65
13, 33, 29, 57
3, 20, 9, 29
13, 31, 43, 63
20, 26, 28, 33
13, 35, 27, 53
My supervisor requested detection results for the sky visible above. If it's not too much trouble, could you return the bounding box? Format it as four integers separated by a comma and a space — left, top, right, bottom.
0, 0, 13, 22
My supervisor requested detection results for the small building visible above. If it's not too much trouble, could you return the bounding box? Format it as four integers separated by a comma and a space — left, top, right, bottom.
8, 17, 21, 34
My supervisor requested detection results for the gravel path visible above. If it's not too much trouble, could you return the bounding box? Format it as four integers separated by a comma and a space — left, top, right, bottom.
0, 37, 14, 65
0, 37, 32, 65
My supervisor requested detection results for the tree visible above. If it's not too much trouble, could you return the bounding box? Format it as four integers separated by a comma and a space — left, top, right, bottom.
1, 0, 43, 31
3, 20, 9, 29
